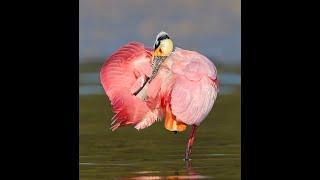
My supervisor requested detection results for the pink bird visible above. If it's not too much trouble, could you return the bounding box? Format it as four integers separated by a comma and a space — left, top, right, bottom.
100, 32, 219, 160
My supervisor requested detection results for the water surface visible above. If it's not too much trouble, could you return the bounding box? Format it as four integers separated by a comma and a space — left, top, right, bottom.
80, 63, 240, 179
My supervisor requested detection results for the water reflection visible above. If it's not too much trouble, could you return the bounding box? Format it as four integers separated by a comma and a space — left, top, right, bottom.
116, 161, 211, 180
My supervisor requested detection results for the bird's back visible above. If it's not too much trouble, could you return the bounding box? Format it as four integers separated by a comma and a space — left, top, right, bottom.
148, 47, 219, 129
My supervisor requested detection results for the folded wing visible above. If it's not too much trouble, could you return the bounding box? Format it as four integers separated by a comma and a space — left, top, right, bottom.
150, 48, 219, 127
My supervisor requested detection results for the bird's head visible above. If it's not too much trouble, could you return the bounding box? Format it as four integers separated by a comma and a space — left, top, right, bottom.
153, 31, 174, 57
148, 31, 174, 82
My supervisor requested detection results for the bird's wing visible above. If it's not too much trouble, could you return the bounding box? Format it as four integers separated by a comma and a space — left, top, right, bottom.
100, 42, 159, 130
163, 48, 219, 126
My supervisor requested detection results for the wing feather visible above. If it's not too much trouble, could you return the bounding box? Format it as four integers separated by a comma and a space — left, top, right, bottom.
164, 48, 219, 125
100, 42, 158, 130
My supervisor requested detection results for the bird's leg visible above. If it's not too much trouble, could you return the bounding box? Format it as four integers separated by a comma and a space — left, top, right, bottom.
184, 125, 198, 161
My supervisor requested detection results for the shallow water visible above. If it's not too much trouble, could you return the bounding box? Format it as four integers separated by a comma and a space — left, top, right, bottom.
80, 63, 240, 179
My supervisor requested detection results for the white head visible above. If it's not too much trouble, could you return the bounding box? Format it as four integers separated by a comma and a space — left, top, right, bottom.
153, 31, 174, 56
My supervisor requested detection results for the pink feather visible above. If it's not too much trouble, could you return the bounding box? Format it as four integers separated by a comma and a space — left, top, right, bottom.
148, 47, 219, 126
100, 42, 158, 130
100, 43, 218, 130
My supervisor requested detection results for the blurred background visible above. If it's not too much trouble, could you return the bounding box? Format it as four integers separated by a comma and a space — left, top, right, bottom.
80, 0, 240, 179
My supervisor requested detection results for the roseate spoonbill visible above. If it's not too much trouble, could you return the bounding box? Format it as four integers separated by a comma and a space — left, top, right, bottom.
100, 32, 218, 160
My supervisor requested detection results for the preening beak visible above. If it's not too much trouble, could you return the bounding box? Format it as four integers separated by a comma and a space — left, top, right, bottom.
149, 31, 173, 83
133, 32, 174, 97
149, 32, 174, 82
